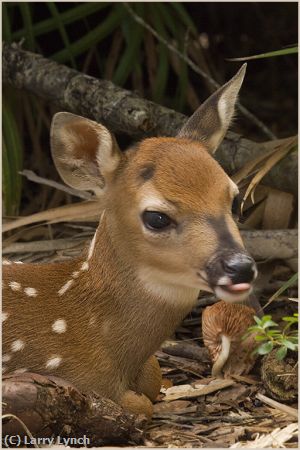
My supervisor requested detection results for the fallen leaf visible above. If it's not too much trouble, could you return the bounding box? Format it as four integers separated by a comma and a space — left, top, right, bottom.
162, 379, 235, 401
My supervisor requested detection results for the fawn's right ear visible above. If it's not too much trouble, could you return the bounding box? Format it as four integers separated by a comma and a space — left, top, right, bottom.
50, 112, 122, 195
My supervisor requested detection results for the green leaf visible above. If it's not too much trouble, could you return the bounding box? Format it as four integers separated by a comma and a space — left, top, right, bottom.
19, 3, 35, 50
282, 315, 298, 323
280, 339, 297, 351
113, 4, 144, 86
266, 273, 298, 307
149, 4, 169, 103
257, 341, 274, 355
2, 99, 23, 215
47, 2, 77, 68
276, 346, 288, 360
2, 4, 12, 42
228, 46, 298, 62
254, 335, 268, 342
170, 2, 197, 35
254, 316, 262, 325
265, 330, 281, 336
262, 320, 278, 329
12, 3, 109, 40
52, 7, 125, 63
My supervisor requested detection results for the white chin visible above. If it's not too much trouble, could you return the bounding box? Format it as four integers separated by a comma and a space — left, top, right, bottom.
214, 286, 252, 303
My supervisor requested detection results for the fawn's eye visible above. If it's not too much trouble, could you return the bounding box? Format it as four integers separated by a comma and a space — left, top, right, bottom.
142, 211, 173, 231
231, 196, 240, 216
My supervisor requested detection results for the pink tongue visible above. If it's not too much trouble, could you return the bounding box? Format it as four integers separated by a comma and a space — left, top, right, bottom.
226, 283, 251, 292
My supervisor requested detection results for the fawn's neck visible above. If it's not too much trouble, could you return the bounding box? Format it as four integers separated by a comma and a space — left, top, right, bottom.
72, 213, 199, 373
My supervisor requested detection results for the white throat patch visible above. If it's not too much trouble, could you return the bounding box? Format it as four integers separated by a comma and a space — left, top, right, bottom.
138, 266, 200, 308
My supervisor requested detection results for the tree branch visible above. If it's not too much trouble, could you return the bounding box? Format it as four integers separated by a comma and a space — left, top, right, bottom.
3, 42, 297, 196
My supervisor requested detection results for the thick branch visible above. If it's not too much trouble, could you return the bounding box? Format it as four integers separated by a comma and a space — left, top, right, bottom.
3, 42, 297, 196
2, 372, 145, 446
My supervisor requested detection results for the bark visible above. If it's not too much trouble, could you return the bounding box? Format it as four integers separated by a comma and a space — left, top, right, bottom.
241, 229, 298, 261
2, 42, 297, 196
2, 372, 146, 447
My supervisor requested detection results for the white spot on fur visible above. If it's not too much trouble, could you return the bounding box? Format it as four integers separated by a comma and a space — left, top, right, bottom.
2, 312, 9, 322
58, 279, 74, 296
88, 231, 97, 260
3, 260, 11, 265
72, 271, 80, 278
80, 261, 89, 271
24, 287, 38, 297
89, 315, 96, 326
52, 319, 67, 334
14, 261, 24, 264
2, 354, 11, 363
9, 281, 21, 292
11, 339, 25, 352
46, 356, 62, 369
14, 368, 28, 374
2, 366, 7, 373
87, 211, 105, 261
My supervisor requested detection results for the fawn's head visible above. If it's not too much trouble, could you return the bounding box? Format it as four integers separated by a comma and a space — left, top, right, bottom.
51, 65, 256, 303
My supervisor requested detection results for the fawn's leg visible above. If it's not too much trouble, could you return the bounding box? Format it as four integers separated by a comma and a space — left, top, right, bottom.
135, 355, 162, 402
119, 390, 154, 418
120, 356, 162, 418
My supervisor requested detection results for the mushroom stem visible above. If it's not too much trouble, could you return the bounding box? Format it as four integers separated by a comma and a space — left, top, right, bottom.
212, 334, 231, 377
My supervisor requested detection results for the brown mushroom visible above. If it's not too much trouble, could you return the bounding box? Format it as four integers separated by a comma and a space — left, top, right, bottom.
202, 301, 257, 377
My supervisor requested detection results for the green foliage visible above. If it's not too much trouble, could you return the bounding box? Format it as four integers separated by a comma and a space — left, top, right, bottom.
2, 97, 23, 216
2, 2, 198, 215
3, 2, 196, 104
229, 46, 298, 62
245, 313, 298, 361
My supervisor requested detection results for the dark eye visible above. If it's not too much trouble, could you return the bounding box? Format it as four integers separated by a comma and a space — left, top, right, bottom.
142, 211, 173, 231
231, 196, 240, 216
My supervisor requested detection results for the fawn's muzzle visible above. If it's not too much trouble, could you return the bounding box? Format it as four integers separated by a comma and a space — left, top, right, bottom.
205, 251, 257, 302
222, 254, 256, 284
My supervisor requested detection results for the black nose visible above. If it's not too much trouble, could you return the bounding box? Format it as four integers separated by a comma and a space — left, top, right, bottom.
223, 254, 256, 284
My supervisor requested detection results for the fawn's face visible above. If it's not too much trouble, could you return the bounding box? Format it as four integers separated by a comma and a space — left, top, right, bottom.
51, 65, 256, 302
110, 137, 255, 302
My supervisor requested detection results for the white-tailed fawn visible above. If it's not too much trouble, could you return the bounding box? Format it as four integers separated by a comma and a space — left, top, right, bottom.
3, 64, 257, 418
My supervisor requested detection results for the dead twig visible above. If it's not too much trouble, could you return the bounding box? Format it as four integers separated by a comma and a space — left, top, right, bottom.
256, 393, 298, 419
20, 170, 92, 200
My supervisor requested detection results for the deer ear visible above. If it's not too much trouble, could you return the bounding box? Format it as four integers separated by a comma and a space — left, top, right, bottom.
50, 112, 122, 195
177, 64, 247, 153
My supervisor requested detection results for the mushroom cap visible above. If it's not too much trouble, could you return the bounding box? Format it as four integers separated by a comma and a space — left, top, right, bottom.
202, 301, 257, 376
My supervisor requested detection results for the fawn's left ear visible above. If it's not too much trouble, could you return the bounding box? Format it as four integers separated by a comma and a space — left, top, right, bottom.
177, 64, 247, 153
51, 112, 122, 195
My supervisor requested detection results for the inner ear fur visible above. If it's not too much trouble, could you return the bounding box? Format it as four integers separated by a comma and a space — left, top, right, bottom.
50, 112, 121, 194
177, 64, 247, 153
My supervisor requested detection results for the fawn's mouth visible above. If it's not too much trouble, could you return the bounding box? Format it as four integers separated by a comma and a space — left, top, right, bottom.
213, 282, 252, 302
197, 271, 252, 302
